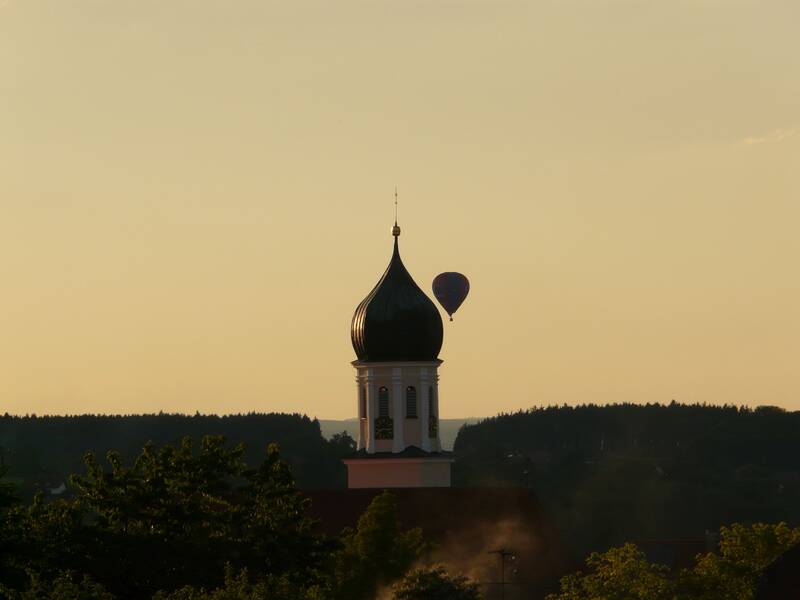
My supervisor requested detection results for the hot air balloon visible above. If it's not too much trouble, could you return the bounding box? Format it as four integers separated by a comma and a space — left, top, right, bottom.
432, 272, 470, 321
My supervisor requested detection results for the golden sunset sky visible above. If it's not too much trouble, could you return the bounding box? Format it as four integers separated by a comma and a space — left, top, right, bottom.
1, 0, 798, 418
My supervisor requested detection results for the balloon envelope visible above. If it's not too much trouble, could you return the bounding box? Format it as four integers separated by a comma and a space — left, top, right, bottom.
432, 272, 470, 320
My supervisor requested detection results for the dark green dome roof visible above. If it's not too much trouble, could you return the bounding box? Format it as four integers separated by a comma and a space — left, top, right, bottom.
351, 235, 443, 362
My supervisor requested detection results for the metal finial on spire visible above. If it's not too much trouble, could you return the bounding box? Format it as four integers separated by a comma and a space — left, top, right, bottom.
392, 187, 401, 237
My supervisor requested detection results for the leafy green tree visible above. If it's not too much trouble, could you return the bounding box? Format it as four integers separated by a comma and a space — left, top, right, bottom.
0, 572, 114, 600
546, 543, 673, 600
237, 442, 328, 584
326, 491, 427, 600
67, 436, 243, 597
0, 492, 89, 590
153, 565, 321, 600
1, 459, 21, 586
678, 522, 800, 600
0, 437, 327, 599
328, 432, 357, 457
0, 459, 17, 510
391, 565, 482, 600
67, 437, 326, 598
548, 523, 800, 600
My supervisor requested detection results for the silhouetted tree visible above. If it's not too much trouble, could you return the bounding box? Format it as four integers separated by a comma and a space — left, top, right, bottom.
678, 522, 800, 600
1, 572, 113, 600
328, 431, 357, 457
546, 543, 672, 600
391, 566, 482, 600
153, 565, 322, 600
0, 437, 329, 599
0, 459, 16, 510
326, 491, 427, 600
0, 491, 88, 590
547, 523, 800, 600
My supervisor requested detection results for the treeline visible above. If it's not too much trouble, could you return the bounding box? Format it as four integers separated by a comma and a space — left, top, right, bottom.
5, 404, 800, 565
0, 413, 354, 495
454, 403, 800, 557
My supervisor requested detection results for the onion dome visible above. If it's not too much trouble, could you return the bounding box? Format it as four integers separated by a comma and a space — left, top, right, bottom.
351, 226, 443, 362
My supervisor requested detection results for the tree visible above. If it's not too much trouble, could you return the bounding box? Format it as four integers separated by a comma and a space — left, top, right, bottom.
236, 442, 329, 587
67, 436, 254, 597
0, 492, 89, 591
547, 523, 800, 600
153, 565, 321, 600
546, 543, 673, 600
0, 459, 16, 510
0, 572, 114, 600
678, 522, 800, 600
0, 437, 327, 599
327, 491, 427, 600
328, 432, 357, 457
391, 566, 482, 600
0, 459, 22, 586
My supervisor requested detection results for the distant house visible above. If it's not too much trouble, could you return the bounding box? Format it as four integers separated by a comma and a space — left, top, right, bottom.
30, 472, 67, 496
48, 482, 66, 495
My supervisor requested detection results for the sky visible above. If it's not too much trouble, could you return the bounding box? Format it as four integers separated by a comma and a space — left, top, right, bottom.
1, 0, 798, 419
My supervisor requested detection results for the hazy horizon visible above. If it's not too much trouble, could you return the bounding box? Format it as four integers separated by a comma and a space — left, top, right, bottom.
2, 0, 798, 419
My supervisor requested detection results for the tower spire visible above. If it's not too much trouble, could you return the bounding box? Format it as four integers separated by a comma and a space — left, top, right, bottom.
392, 187, 401, 237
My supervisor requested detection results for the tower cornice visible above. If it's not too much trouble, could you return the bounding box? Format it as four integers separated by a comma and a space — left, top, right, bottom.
351, 359, 443, 368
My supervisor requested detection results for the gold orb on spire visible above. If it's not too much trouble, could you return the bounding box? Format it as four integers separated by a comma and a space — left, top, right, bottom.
392, 223, 401, 237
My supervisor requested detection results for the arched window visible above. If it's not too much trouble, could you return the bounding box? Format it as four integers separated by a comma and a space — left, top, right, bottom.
378, 386, 390, 418
428, 386, 435, 416
406, 386, 417, 418
359, 386, 367, 418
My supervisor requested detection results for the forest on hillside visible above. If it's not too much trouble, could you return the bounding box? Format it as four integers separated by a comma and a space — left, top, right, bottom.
3, 404, 800, 562
0, 413, 354, 496
454, 403, 800, 557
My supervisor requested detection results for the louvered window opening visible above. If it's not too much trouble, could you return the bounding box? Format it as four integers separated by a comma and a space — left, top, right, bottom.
378, 387, 390, 418
406, 386, 417, 418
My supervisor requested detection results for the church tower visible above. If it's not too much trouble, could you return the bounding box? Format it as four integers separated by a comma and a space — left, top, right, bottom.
343, 220, 454, 488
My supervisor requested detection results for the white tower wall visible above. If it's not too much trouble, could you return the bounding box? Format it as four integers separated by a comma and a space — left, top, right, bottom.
352, 360, 443, 454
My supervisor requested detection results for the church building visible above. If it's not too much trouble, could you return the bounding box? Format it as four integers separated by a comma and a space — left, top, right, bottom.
306, 218, 565, 587
343, 220, 454, 488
